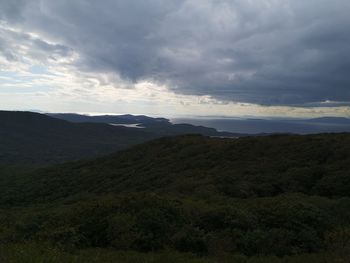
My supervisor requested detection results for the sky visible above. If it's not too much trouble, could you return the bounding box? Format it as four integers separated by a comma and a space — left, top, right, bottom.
0, 0, 349, 118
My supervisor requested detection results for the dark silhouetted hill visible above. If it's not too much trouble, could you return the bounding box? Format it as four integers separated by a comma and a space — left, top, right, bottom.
47, 113, 170, 125
0, 111, 244, 165
49, 113, 244, 137
0, 111, 157, 165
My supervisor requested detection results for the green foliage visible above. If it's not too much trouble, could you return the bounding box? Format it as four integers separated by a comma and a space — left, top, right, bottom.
2, 133, 350, 206
1, 133, 350, 261
1, 194, 349, 258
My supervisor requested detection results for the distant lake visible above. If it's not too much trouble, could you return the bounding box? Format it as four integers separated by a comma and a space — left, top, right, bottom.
171, 118, 350, 134
109, 123, 144, 128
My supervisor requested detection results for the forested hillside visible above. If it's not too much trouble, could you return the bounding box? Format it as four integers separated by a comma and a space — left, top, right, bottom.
1, 134, 350, 262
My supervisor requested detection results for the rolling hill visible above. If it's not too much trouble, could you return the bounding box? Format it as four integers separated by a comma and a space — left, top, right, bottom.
1, 133, 350, 262
0, 111, 157, 165
3, 133, 350, 204
0, 111, 244, 165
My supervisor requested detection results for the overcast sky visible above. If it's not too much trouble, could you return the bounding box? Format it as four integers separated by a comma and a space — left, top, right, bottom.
0, 0, 349, 117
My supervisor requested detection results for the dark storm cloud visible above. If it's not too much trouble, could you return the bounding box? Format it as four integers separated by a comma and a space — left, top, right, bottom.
0, 0, 349, 105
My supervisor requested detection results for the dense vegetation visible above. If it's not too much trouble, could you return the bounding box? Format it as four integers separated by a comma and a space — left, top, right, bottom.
1, 133, 350, 262
3, 133, 350, 201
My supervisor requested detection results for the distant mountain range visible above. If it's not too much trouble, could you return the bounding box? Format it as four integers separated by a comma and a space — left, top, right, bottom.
47, 113, 170, 125
47, 113, 244, 137
2, 111, 349, 165
0, 111, 242, 165
0, 111, 157, 165
49, 113, 350, 135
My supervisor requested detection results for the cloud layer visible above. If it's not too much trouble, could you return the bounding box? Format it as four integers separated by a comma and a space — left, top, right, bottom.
0, 0, 350, 114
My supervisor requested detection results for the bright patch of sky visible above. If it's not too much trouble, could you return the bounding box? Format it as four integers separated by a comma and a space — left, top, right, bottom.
0, 1, 350, 118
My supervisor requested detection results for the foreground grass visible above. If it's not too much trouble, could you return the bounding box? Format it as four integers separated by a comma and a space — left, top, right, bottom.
0, 243, 348, 263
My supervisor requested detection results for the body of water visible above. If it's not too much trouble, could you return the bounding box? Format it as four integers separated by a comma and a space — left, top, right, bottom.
171, 118, 350, 134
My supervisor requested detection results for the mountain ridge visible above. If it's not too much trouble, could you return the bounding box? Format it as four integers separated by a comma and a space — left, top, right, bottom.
48, 112, 245, 137
0, 111, 244, 165
0, 110, 157, 165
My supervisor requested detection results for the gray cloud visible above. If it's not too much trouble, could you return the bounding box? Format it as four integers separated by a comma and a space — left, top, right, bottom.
0, 24, 73, 65
0, 0, 26, 22
0, 0, 350, 106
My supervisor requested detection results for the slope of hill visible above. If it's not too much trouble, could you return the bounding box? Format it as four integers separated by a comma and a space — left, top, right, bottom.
48, 113, 244, 137
0, 111, 157, 165
1, 133, 350, 261
0, 111, 245, 166
3, 133, 350, 203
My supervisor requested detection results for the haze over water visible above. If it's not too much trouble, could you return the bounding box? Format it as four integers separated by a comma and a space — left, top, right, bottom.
172, 117, 350, 134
